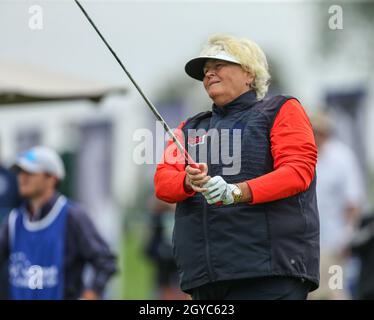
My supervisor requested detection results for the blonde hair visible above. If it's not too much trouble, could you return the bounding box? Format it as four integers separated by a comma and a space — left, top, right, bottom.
201, 34, 270, 100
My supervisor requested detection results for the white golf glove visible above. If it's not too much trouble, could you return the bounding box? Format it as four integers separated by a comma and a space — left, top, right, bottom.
202, 176, 238, 205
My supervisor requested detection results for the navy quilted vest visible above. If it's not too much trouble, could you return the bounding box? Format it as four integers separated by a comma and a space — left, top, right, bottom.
173, 90, 319, 293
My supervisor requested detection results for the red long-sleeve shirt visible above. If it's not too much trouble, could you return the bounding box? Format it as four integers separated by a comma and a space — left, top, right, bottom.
154, 99, 317, 205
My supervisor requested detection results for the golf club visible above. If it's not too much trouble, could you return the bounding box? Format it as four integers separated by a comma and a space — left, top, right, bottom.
74, 0, 198, 168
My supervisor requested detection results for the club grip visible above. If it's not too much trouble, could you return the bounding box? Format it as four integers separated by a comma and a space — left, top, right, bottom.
184, 150, 199, 169
189, 163, 199, 169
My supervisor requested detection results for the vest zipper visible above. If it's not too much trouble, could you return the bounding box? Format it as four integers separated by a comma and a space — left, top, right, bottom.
202, 112, 220, 282
203, 200, 214, 281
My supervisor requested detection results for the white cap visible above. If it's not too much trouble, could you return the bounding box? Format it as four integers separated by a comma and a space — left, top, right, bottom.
185, 49, 240, 81
13, 146, 65, 180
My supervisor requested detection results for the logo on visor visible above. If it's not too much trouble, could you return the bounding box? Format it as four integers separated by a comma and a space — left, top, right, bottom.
18, 150, 36, 162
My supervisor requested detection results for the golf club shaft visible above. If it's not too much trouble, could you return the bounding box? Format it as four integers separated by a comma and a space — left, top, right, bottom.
74, 0, 197, 167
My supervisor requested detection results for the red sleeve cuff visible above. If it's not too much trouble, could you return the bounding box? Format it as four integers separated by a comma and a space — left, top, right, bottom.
155, 168, 196, 203
245, 180, 256, 204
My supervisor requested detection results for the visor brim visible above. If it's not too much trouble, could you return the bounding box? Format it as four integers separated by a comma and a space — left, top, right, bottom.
185, 54, 240, 81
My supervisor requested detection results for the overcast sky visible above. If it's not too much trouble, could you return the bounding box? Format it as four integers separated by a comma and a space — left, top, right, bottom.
0, 1, 320, 100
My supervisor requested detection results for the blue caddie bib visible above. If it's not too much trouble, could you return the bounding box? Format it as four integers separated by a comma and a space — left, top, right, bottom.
8, 196, 68, 300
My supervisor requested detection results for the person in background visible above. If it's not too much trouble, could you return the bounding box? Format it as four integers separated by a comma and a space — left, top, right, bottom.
0, 146, 117, 300
144, 198, 188, 300
350, 209, 374, 299
0, 148, 21, 300
310, 112, 365, 299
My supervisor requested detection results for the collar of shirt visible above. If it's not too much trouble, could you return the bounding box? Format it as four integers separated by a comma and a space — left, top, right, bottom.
212, 90, 257, 117
22, 192, 61, 221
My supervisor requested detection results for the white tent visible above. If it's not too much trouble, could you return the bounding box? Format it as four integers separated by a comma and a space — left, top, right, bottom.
0, 61, 127, 105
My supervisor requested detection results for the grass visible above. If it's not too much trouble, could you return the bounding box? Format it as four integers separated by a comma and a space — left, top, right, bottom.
121, 223, 155, 300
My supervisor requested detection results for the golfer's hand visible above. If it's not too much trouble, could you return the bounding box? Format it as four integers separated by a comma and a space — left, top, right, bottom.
202, 176, 236, 205
184, 163, 210, 193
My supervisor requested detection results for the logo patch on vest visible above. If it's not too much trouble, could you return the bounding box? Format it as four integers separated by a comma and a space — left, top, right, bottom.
187, 135, 206, 146
9, 252, 59, 290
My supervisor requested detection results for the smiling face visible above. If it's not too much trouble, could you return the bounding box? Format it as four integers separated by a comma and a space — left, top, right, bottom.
202, 59, 254, 107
